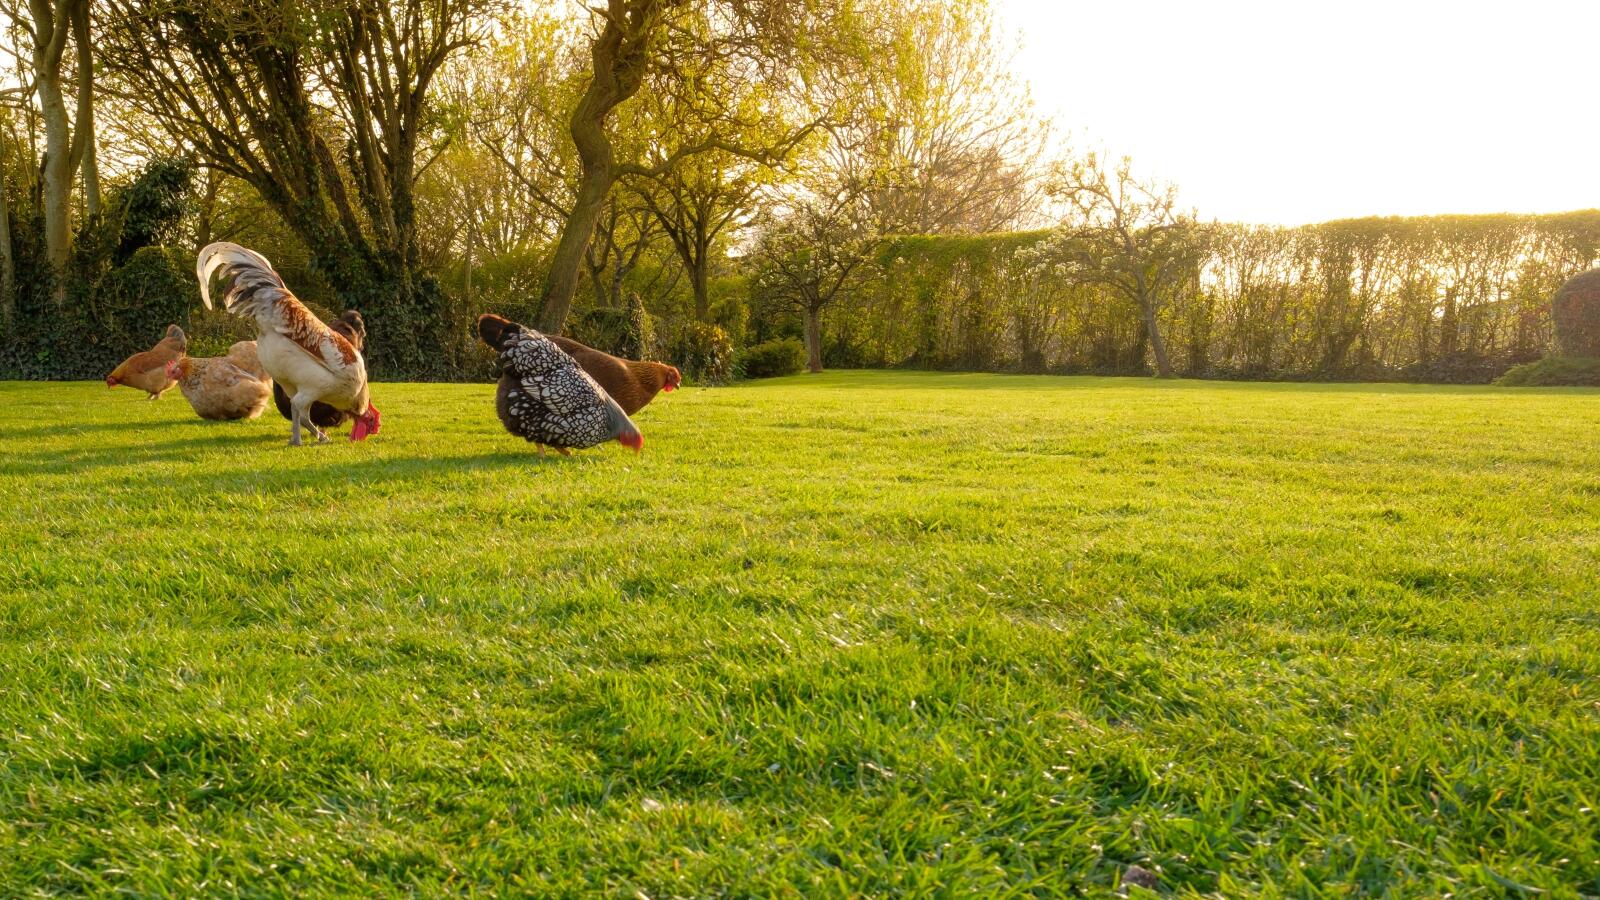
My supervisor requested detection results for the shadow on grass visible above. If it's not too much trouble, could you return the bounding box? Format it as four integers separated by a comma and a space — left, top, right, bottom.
0, 418, 201, 440
4, 429, 558, 485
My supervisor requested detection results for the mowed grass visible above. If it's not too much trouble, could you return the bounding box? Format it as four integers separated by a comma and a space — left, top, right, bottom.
1, 372, 1598, 896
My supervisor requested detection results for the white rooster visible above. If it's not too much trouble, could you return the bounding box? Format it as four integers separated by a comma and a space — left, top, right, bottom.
197, 243, 381, 445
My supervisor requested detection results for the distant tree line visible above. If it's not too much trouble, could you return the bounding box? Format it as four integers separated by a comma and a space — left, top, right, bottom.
803, 211, 1600, 382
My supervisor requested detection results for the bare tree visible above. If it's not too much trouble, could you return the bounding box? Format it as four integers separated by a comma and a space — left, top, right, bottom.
751, 175, 880, 373
641, 153, 766, 322
583, 189, 661, 309
1050, 154, 1204, 378
843, 0, 1049, 235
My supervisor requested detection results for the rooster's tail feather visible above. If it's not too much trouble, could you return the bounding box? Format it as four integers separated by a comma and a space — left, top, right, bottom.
197, 242, 289, 320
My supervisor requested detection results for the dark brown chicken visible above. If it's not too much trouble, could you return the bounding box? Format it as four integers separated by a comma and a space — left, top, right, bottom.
271, 309, 367, 429
547, 335, 680, 415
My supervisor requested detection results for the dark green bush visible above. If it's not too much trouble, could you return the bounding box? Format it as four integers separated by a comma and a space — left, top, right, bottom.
185, 305, 258, 359
741, 338, 806, 378
1495, 356, 1600, 386
570, 308, 630, 356
569, 294, 656, 360
679, 322, 733, 385
0, 158, 196, 380
1551, 269, 1600, 358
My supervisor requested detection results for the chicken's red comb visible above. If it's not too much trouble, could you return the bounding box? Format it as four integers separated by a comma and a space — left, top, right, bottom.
350, 404, 381, 441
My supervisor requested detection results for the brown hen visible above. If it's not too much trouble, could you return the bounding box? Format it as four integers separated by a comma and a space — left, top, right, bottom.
106, 325, 187, 399
547, 335, 680, 415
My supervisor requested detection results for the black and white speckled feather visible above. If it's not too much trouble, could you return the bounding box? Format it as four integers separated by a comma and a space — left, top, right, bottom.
485, 319, 640, 450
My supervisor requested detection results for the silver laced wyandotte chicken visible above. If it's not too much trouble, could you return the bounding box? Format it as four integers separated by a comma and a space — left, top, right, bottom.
476, 314, 643, 456
197, 242, 381, 445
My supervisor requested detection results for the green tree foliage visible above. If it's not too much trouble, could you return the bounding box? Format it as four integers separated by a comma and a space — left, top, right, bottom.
531, 0, 878, 335
749, 173, 882, 373
1, 159, 197, 379
848, 0, 1049, 235
97, 0, 495, 377
4, 0, 1595, 387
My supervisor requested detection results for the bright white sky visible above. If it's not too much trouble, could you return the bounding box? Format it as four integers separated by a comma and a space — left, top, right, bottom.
995, 0, 1600, 225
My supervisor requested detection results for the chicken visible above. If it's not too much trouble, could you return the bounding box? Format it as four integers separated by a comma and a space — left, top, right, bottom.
197, 242, 381, 445
547, 335, 680, 415
476, 314, 643, 455
167, 341, 272, 420
226, 339, 266, 379
272, 310, 367, 430
106, 324, 187, 399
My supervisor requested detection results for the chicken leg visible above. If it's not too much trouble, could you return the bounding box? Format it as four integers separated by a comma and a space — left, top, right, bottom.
288, 392, 329, 446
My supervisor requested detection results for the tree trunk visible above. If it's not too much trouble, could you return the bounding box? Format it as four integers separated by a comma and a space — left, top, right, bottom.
691, 255, 710, 322
1438, 287, 1459, 357
0, 175, 13, 332
462, 215, 474, 306
590, 259, 610, 309
1135, 280, 1173, 377
537, 124, 614, 334
803, 303, 824, 373
195, 171, 218, 247
34, 53, 74, 289
72, 0, 98, 217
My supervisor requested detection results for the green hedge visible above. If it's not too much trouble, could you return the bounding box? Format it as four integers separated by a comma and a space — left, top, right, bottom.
1495, 356, 1600, 386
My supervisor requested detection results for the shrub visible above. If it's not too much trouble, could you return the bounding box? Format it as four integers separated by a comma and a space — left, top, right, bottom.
570, 308, 630, 356
679, 323, 733, 384
0, 158, 196, 380
1495, 356, 1600, 387
1551, 269, 1600, 358
624, 291, 655, 360
1395, 351, 1514, 385
741, 338, 806, 378
185, 305, 258, 359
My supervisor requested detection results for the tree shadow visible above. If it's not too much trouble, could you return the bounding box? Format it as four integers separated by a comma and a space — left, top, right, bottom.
1, 430, 281, 476
6, 425, 561, 485
0, 418, 200, 441
154, 448, 560, 495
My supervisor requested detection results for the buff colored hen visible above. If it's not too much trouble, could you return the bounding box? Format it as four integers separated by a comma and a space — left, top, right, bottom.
168, 341, 273, 420
107, 325, 187, 399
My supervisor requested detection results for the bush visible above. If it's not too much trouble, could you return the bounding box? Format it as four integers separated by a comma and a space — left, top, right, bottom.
0, 158, 196, 380
570, 308, 630, 355
185, 305, 258, 359
624, 292, 655, 360
1495, 356, 1600, 387
678, 323, 733, 385
741, 338, 806, 378
1394, 351, 1515, 385
1551, 269, 1600, 358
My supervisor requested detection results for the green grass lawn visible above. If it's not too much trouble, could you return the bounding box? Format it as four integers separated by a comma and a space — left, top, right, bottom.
2, 371, 1598, 895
